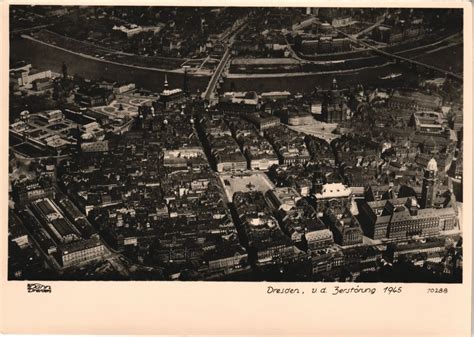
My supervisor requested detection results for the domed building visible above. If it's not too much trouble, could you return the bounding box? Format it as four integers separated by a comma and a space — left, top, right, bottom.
321, 78, 348, 123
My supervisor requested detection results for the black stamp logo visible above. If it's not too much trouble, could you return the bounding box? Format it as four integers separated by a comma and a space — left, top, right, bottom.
27, 283, 52, 293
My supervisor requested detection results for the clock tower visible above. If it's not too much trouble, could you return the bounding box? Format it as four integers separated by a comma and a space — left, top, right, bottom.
421, 158, 438, 209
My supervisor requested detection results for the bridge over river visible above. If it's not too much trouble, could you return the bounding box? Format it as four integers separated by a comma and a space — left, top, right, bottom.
337, 28, 463, 81
201, 16, 249, 102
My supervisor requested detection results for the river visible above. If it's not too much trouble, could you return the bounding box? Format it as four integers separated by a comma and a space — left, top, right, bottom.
11, 37, 463, 94
10, 37, 210, 93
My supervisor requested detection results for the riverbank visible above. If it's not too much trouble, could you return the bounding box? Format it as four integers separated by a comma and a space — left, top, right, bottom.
11, 34, 463, 94
227, 61, 396, 78
11, 37, 211, 93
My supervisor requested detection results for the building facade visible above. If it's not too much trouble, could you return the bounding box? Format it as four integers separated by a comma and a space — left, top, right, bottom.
359, 196, 457, 240
58, 237, 106, 268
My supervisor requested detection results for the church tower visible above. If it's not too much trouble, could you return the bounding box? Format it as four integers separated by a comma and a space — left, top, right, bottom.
322, 77, 345, 123
331, 77, 338, 91
421, 158, 438, 209
62, 62, 68, 80
163, 73, 169, 90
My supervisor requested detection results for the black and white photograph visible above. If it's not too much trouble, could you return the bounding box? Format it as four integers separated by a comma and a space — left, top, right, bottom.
8, 5, 465, 283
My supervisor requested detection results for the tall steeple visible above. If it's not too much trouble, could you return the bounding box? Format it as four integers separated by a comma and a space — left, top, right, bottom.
62, 62, 68, 80
164, 73, 169, 90
332, 77, 338, 90
421, 158, 438, 209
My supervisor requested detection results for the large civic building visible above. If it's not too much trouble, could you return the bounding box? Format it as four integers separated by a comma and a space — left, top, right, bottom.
359, 159, 458, 240
359, 196, 457, 240
314, 182, 353, 215
387, 90, 443, 111
58, 236, 106, 268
